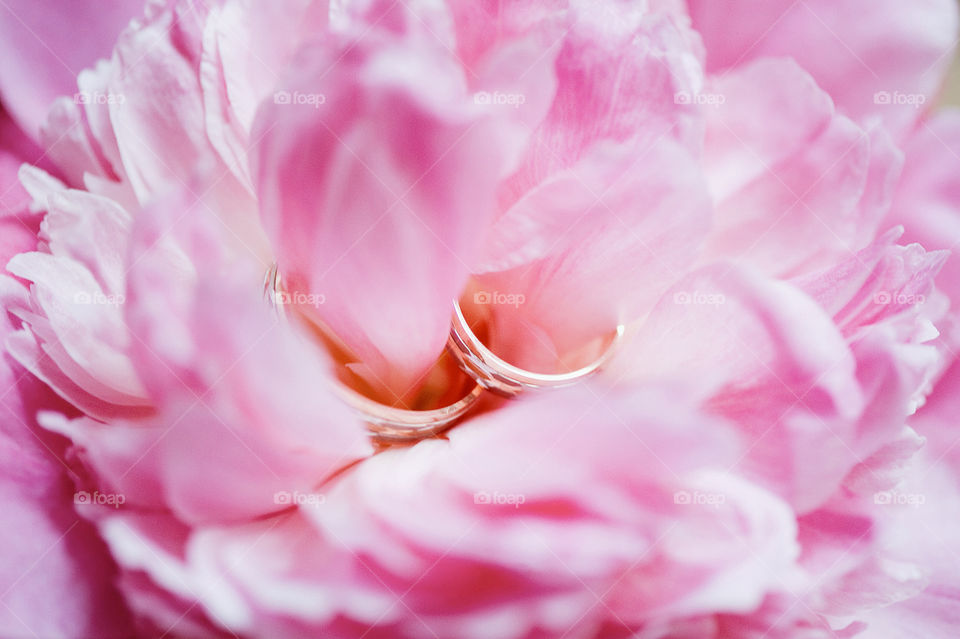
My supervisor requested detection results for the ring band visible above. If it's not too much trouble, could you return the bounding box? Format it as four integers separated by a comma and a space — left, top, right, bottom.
333, 383, 483, 443
263, 262, 286, 317
264, 264, 625, 440
447, 300, 625, 397
264, 264, 481, 443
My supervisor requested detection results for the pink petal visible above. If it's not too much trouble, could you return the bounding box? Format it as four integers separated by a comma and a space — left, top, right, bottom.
252, 34, 519, 395
446, 0, 567, 69
294, 386, 795, 635
0, 280, 132, 638
702, 59, 903, 277
848, 455, 960, 636
0, 0, 142, 140
39, 96, 112, 190
475, 137, 711, 366
686, 0, 959, 138
794, 228, 947, 339
3, 327, 146, 421
498, 1, 705, 208
6, 252, 144, 401
119, 183, 371, 524
41, 60, 139, 208
93, 511, 238, 638
886, 110, 960, 306
858, 588, 960, 639
1, 108, 51, 214
113, 387, 796, 638
610, 264, 865, 512
2, 168, 149, 414
445, 0, 564, 139
911, 358, 960, 471
843, 427, 926, 496
106, 2, 224, 204
845, 328, 941, 487
200, 0, 329, 191
0, 426, 134, 639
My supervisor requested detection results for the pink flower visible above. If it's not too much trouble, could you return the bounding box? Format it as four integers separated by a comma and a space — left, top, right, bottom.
2, 0, 960, 638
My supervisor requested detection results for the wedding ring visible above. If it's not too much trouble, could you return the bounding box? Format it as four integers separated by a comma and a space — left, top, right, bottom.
264, 264, 482, 443
446, 299, 625, 397
332, 383, 483, 443
264, 264, 625, 440
263, 262, 284, 313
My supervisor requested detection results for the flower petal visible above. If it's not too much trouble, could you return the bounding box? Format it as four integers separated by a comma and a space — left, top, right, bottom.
0, 0, 141, 140
119, 182, 371, 523
702, 59, 902, 277
499, 0, 705, 207
0, 278, 132, 638
475, 136, 711, 366
686, 0, 959, 137
200, 0, 329, 191
611, 264, 865, 512
886, 110, 960, 306
253, 33, 520, 395
131, 386, 797, 638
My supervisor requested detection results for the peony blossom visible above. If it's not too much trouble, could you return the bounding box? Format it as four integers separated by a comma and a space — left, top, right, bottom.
2, 0, 960, 637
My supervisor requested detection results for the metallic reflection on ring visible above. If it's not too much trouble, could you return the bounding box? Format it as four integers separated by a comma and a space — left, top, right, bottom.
447, 300, 625, 397
263, 263, 482, 443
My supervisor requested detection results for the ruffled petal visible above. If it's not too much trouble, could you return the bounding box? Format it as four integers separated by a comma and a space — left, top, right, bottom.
0, 272, 132, 638
0, 0, 141, 139
611, 264, 865, 512
252, 30, 525, 395
200, 0, 329, 191
701, 59, 903, 277
475, 137, 711, 366
116, 182, 371, 523
498, 0, 705, 208
686, 0, 959, 138
886, 110, 960, 306
104, 386, 797, 638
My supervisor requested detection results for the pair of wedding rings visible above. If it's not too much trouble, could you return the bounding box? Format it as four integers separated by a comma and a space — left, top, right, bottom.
264, 264, 624, 443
